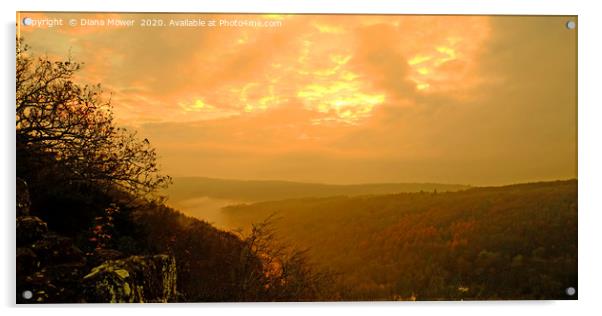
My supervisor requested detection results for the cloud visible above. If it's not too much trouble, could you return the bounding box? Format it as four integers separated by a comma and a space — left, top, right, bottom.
21, 14, 576, 185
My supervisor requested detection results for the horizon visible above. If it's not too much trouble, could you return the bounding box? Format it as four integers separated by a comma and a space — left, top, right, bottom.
167, 174, 578, 188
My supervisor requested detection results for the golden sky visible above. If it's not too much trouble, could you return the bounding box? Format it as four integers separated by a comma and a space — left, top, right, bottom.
19, 13, 577, 185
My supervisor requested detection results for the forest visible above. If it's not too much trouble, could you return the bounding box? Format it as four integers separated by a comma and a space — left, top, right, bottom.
223, 180, 577, 300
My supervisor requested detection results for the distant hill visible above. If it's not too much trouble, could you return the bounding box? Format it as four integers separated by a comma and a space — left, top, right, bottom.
165, 177, 470, 203
222, 179, 578, 300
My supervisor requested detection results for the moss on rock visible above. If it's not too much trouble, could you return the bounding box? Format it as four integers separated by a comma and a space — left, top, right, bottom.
83, 255, 177, 303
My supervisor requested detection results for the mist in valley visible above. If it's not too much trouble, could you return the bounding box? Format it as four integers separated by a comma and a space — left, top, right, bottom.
166, 196, 245, 230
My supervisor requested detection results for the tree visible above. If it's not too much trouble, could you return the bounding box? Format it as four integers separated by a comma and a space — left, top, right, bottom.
16, 39, 170, 197
237, 215, 339, 301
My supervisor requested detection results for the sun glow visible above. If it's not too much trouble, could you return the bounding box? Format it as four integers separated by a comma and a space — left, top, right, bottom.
198, 28, 389, 125
171, 16, 488, 123
296, 49, 385, 124
298, 80, 385, 124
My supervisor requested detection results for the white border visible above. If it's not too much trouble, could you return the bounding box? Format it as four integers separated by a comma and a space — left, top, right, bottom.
5, 0, 585, 15
2, 1, 601, 316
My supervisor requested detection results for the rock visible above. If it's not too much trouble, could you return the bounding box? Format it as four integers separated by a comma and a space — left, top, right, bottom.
83, 255, 177, 303
14, 179, 179, 303
16, 247, 38, 278
17, 263, 87, 304
43, 263, 88, 303
31, 233, 86, 266
16, 216, 48, 246
16, 178, 31, 216
18, 269, 56, 303
17, 221, 88, 304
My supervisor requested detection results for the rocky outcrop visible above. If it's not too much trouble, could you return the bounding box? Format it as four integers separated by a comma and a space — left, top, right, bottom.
16, 248, 38, 277
16, 217, 86, 303
31, 233, 86, 266
20, 262, 89, 303
82, 255, 177, 303
16, 216, 47, 246
16, 187, 88, 303
16, 177, 178, 303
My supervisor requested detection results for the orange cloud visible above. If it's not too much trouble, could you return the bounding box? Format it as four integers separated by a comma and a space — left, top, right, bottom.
19, 14, 576, 185
20, 14, 491, 125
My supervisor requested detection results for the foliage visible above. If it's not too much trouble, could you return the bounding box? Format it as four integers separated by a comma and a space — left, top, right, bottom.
236, 215, 339, 301
224, 180, 578, 300
88, 203, 120, 251
16, 40, 170, 197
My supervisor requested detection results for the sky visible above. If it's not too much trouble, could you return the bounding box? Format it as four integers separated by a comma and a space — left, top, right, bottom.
19, 13, 577, 185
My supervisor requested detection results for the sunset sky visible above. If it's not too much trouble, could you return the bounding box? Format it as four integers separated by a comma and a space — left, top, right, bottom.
19, 13, 577, 185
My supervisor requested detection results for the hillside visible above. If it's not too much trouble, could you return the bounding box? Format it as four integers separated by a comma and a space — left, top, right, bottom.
17, 171, 333, 302
165, 176, 470, 203
222, 179, 578, 300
